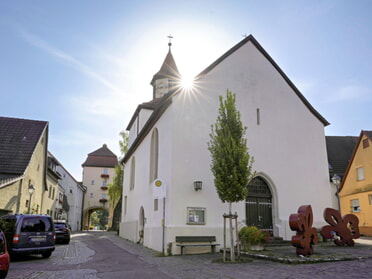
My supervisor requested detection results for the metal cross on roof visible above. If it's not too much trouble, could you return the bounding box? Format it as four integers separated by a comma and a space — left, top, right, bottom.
167, 34, 173, 48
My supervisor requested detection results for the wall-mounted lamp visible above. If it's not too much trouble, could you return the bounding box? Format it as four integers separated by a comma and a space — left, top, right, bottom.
28, 184, 35, 214
193, 181, 203, 191
331, 174, 341, 186
331, 174, 341, 211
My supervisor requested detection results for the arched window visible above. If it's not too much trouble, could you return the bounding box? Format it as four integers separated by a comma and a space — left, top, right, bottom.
149, 128, 159, 182
130, 157, 135, 190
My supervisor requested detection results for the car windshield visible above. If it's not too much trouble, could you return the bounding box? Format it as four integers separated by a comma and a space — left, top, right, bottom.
54, 223, 68, 229
21, 217, 53, 232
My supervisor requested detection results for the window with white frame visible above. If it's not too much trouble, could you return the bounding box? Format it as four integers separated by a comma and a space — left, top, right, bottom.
102, 180, 107, 186
103, 168, 108, 174
102, 193, 107, 199
351, 199, 360, 212
357, 167, 365, 181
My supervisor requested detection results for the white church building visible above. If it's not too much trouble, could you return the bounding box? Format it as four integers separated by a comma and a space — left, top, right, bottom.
119, 35, 333, 254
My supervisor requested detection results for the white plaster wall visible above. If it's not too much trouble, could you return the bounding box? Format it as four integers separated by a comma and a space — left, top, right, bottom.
120, 107, 174, 249
120, 40, 332, 252
128, 109, 154, 148
128, 119, 137, 147
138, 109, 153, 133
57, 165, 84, 231
169, 40, 332, 241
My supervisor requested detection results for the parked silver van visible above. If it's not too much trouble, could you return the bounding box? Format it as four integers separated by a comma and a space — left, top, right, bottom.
0, 214, 55, 258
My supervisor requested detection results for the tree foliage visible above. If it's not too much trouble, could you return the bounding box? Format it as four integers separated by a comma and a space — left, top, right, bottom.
208, 90, 255, 262
90, 210, 108, 229
107, 131, 128, 208
119, 130, 129, 155
208, 90, 254, 204
107, 164, 123, 207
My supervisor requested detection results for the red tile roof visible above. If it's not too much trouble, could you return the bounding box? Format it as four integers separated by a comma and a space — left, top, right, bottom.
82, 144, 118, 167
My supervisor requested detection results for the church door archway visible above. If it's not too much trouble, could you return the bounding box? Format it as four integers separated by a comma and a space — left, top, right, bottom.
246, 177, 273, 235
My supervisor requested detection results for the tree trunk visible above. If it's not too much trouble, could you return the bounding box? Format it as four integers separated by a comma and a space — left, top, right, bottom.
229, 203, 235, 262
235, 213, 240, 260
223, 215, 226, 262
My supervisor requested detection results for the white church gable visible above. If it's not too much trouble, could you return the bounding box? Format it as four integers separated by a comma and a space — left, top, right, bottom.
120, 35, 332, 254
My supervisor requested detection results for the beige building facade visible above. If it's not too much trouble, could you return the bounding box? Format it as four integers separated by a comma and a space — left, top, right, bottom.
82, 144, 118, 229
0, 117, 49, 216
339, 131, 372, 236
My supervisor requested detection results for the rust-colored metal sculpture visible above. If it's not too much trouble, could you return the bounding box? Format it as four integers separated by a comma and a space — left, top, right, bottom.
320, 207, 360, 246
289, 205, 319, 256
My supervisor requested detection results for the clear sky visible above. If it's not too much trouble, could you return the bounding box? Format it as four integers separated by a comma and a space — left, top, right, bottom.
1, 1, 371, 181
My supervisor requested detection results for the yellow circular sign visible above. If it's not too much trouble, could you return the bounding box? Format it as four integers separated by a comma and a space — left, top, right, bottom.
155, 180, 162, 187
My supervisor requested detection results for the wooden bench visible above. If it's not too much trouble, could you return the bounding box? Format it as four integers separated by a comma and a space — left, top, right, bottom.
175, 236, 220, 255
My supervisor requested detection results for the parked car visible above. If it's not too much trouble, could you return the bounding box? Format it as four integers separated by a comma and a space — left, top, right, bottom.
0, 214, 55, 259
53, 221, 71, 244
0, 229, 10, 279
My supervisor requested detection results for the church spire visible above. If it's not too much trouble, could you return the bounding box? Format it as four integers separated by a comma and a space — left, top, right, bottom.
151, 35, 180, 99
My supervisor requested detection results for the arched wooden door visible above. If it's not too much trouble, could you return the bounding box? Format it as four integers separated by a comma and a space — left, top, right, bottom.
246, 177, 273, 235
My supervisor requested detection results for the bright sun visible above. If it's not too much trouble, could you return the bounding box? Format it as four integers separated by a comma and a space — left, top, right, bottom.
180, 75, 194, 90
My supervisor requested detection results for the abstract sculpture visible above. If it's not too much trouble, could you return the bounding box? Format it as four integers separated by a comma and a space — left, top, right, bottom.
289, 205, 319, 256
320, 207, 360, 246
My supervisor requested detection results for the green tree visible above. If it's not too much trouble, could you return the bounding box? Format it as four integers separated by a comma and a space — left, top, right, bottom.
107, 131, 128, 229
90, 210, 108, 230
208, 90, 255, 262
90, 211, 100, 228
108, 164, 123, 207
119, 130, 129, 155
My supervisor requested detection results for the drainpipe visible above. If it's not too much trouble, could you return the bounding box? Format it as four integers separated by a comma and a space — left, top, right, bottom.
80, 183, 87, 231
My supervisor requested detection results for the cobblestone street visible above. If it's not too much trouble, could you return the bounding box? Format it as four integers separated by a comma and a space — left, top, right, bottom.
7, 231, 372, 279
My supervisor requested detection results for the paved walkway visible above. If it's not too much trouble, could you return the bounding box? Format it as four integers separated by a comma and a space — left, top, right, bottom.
103, 232, 372, 279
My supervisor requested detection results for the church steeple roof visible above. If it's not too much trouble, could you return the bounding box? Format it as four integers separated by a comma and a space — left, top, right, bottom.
150, 42, 180, 86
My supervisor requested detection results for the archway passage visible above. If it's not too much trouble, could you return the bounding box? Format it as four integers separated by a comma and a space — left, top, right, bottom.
246, 177, 273, 235
83, 207, 109, 230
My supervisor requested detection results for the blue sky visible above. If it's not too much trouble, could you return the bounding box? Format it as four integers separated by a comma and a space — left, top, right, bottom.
1, 1, 371, 180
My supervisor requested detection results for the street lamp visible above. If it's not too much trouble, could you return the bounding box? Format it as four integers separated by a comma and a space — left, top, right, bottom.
28, 184, 35, 214
331, 174, 341, 212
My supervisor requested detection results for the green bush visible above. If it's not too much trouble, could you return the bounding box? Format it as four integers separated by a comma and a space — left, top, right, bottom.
239, 226, 269, 250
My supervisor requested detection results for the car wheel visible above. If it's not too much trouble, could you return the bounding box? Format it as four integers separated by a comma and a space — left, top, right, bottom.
41, 251, 52, 258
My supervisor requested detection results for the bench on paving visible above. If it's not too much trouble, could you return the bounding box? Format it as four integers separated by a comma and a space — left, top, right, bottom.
175, 236, 220, 255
